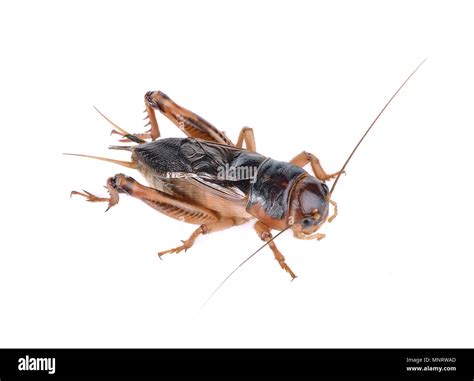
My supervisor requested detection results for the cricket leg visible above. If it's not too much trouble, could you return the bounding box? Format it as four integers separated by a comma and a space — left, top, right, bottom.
157, 217, 247, 257
109, 173, 219, 224
290, 151, 340, 222
71, 173, 218, 221
101, 173, 247, 256
70, 177, 120, 212
235, 126, 256, 151
254, 221, 297, 280
144, 91, 234, 144
93, 106, 148, 144
289, 151, 341, 181
328, 199, 338, 223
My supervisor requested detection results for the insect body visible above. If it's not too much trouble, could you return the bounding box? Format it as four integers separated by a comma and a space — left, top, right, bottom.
67, 60, 425, 280
69, 90, 340, 279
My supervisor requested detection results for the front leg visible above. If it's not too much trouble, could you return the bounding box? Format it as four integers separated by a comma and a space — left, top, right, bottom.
254, 221, 297, 280
289, 151, 341, 181
290, 152, 340, 222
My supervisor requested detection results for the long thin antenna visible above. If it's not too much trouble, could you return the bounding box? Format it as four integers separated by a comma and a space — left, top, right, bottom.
201, 226, 290, 309
329, 58, 427, 196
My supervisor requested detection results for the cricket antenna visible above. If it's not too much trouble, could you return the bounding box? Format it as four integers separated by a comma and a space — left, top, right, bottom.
328, 58, 427, 197
201, 226, 291, 310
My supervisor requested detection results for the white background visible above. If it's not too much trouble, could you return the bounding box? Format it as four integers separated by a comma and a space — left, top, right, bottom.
1, 0, 473, 348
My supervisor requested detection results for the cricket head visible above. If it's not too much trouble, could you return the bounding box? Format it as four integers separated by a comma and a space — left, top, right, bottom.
288, 175, 330, 240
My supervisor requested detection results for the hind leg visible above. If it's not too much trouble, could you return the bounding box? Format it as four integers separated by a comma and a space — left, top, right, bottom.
111, 175, 248, 256
70, 177, 120, 212
72, 173, 246, 256
144, 91, 234, 144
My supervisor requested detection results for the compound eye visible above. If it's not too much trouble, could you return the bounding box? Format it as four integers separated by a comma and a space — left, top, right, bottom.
321, 183, 329, 195
301, 217, 315, 229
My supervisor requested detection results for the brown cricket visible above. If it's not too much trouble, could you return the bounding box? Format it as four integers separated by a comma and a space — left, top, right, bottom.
66, 60, 425, 283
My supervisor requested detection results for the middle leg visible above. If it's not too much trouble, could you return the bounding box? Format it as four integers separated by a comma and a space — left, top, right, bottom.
235, 126, 256, 151
157, 217, 247, 257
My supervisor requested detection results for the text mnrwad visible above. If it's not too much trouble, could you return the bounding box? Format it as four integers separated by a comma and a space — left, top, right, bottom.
18, 355, 55, 375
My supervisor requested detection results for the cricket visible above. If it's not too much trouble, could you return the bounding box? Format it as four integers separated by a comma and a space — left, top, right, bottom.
66, 60, 425, 286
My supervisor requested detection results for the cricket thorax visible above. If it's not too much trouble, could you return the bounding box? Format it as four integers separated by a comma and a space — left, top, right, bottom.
246, 159, 307, 230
